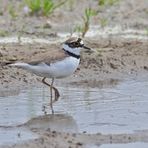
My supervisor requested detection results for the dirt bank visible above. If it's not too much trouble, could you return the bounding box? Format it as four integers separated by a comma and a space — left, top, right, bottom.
0, 37, 148, 89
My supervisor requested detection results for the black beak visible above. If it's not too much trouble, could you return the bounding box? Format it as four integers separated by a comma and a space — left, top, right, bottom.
82, 45, 91, 50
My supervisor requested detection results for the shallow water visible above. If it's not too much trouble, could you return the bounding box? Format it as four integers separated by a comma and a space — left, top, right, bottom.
86, 143, 148, 148
1, 78, 148, 144
100, 142, 148, 148
0, 127, 38, 145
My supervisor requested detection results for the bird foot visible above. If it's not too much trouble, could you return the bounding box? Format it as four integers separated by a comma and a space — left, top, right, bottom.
55, 91, 60, 101
42, 103, 54, 114
42, 104, 49, 115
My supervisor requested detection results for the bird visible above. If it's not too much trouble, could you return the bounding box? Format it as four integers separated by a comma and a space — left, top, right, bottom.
7, 37, 91, 114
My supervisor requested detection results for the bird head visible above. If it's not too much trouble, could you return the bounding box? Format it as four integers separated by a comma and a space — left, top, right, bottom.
63, 37, 91, 55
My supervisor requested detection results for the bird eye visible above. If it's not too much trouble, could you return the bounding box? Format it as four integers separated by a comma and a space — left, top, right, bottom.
73, 42, 81, 47
74, 42, 79, 46
68, 42, 80, 48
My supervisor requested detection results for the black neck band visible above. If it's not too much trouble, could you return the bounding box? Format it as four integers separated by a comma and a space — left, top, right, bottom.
62, 48, 80, 59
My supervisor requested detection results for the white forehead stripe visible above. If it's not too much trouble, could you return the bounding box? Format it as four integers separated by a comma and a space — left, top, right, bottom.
80, 40, 84, 45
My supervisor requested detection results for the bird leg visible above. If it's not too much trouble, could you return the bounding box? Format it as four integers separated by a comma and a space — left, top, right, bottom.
42, 77, 60, 101
42, 77, 60, 114
53, 85, 60, 101
50, 78, 54, 114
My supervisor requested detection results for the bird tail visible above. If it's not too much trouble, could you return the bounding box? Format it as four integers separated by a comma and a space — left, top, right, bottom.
0, 61, 14, 67
9, 62, 29, 68
0, 61, 29, 68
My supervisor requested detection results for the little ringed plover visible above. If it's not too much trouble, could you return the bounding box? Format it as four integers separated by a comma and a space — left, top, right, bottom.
9, 37, 91, 114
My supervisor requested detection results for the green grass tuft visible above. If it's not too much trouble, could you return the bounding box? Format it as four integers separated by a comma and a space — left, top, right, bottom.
0, 30, 9, 37
98, 0, 120, 6
74, 7, 97, 37
25, 0, 67, 16
25, 0, 41, 14
8, 4, 18, 18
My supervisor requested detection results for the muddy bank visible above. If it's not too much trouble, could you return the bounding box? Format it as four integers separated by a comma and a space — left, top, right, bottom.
1, 113, 148, 148
0, 37, 148, 89
0, 0, 148, 89
2, 130, 148, 148
1, 114, 148, 148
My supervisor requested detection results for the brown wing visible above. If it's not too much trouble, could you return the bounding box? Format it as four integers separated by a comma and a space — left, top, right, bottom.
28, 48, 68, 66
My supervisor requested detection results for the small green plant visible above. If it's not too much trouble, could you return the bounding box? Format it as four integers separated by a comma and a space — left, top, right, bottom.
67, 0, 74, 11
43, 0, 67, 16
0, 30, 9, 37
98, 0, 106, 6
98, 0, 119, 6
108, 0, 120, 5
74, 25, 83, 33
42, 0, 54, 15
100, 18, 108, 27
74, 7, 97, 37
18, 24, 26, 43
25, 0, 67, 16
8, 4, 18, 18
146, 28, 148, 36
25, 0, 41, 14
0, 10, 3, 16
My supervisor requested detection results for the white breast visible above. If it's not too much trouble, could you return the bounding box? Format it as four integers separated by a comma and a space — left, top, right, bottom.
48, 56, 80, 78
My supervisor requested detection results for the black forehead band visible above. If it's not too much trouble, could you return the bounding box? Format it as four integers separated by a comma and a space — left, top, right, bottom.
77, 38, 82, 42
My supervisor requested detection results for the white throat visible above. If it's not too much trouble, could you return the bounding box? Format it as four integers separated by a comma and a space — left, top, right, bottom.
63, 44, 81, 56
